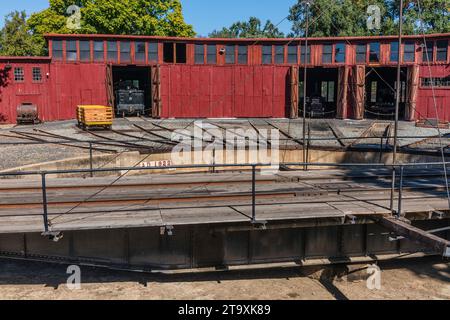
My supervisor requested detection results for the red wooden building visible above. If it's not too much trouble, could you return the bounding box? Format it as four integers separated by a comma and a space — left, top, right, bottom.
0, 33, 449, 124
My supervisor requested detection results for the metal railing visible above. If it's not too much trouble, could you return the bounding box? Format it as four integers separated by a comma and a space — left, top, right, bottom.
1, 160, 449, 234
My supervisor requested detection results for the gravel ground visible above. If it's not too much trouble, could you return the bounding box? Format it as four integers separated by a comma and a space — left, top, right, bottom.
1, 118, 449, 171
0, 257, 448, 300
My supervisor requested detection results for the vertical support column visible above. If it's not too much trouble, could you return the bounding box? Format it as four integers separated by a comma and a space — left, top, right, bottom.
89, 142, 93, 178
397, 166, 404, 217
251, 164, 256, 223
41, 173, 49, 233
290, 66, 299, 119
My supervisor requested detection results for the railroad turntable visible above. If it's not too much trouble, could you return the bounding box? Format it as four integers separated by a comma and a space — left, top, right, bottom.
0, 164, 449, 271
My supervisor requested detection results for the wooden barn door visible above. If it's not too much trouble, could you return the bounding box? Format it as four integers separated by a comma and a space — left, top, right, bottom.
336, 66, 349, 119
151, 65, 162, 118
289, 66, 299, 119
353, 65, 366, 120
105, 64, 114, 108
405, 64, 419, 121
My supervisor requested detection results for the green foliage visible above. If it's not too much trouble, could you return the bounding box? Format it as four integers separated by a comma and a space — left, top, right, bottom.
26, 0, 195, 55
209, 17, 284, 38
288, 0, 450, 37
0, 11, 42, 56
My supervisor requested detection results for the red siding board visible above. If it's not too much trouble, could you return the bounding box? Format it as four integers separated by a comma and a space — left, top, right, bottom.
158, 65, 290, 119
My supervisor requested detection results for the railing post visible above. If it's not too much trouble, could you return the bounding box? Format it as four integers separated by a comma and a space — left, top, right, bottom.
397, 165, 404, 217
251, 164, 256, 223
379, 137, 384, 163
41, 173, 49, 233
89, 142, 93, 178
390, 167, 396, 214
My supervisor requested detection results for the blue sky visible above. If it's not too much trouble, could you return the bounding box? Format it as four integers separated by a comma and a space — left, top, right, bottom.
0, 0, 296, 36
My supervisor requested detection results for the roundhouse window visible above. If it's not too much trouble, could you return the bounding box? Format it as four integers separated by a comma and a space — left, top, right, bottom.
262, 45, 272, 64
79, 40, 90, 61
148, 42, 158, 63
225, 45, 235, 64
335, 43, 346, 63
237, 45, 248, 64
66, 40, 77, 61
195, 44, 204, 64
322, 44, 333, 64
93, 41, 104, 62
107, 41, 118, 62
274, 45, 285, 64
207, 45, 216, 64
120, 41, 131, 63
14, 67, 24, 82
356, 44, 367, 63
287, 45, 298, 64
436, 40, 448, 62
300, 45, 310, 64
422, 41, 433, 62
390, 42, 399, 62
369, 42, 380, 62
403, 42, 415, 62
135, 42, 145, 63
52, 40, 63, 61
32, 67, 42, 82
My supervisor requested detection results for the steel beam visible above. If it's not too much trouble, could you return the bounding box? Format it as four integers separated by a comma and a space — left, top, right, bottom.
378, 216, 450, 257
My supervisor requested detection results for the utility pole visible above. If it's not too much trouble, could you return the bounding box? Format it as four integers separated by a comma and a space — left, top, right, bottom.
390, 0, 404, 214
302, 0, 311, 171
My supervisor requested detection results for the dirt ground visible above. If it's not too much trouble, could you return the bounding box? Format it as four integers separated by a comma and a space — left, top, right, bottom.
0, 257, 448, 300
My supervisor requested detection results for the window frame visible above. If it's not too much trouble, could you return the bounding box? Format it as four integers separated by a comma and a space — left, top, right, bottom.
107, 40, 118, 63
422, 41, 434, 63
356, 43, 367, 63
135, 41, 146, 63
369, 42, 380, 63
225, 45, 236, 64
274, 45, 285, 64
195, 44, 205, 64
79, 40, 91, 62
300, 45, 311, 64
206, 44, 216, 64
32, 67, 42, 83
287, 44, 298, 64
93, 41, 104, 62
403, 41, 415, 63
66, 40, 77, 62
14, 67, 25, 82
436, 40, 448, 62
119, 41, 131, 64
334, 43, 346, 64
390, 42, 399, 63
148, 42, 158, 63
322, 44, 333, 64
52, 40, 63, 61
262, 45, 273, 65
237, 45, 248, 64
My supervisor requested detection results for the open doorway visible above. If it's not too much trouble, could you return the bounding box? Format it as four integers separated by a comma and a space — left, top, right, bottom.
300, 68, 338, 118
111, 66, 151, 117
365, 67, 407, 120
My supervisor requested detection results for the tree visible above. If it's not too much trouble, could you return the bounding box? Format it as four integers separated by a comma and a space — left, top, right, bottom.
287, 0, 449, 37
209, 17, 284, 38
0, 11, 42, 56
27, 0, 195, 55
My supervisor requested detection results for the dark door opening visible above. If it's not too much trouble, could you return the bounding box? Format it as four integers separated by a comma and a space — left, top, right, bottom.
112, 66, 151, 117
365, 67, 407, 120
300, 68, 338, 119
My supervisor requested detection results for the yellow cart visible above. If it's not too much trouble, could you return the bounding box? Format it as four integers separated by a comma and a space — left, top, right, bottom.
77, 105, 113, 130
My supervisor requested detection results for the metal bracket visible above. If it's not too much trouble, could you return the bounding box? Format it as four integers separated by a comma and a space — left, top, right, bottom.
251, 220, 268, 230
42, 231, 64, 242
431, 211, 445, 220
160, 225, 174, 236
346, 215, 357, 225
444, 246, 450, 258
